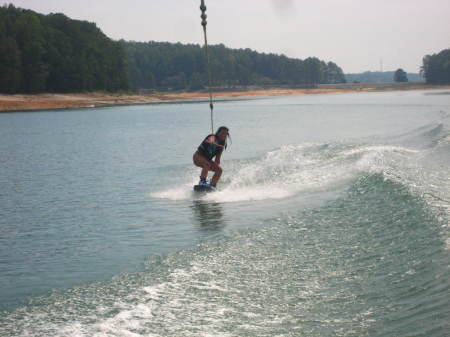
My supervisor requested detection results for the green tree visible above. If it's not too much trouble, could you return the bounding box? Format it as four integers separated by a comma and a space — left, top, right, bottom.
162, 72, 187, 90
189, 72, 204, 90
421, 48, 450, 84
0, 5, 129, 93
15, 12, 48, 93
394, 68, 408, 82
0, 36, 21, 92
303, 57, 322, 87
325, 62, 346, 83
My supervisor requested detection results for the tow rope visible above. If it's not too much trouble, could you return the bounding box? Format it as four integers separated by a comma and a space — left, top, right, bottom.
200, 0, 214, 133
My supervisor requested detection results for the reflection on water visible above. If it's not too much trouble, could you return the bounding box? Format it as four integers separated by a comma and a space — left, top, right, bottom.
191, 200, 226, 232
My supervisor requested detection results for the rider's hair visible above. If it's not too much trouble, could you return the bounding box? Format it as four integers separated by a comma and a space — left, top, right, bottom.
215, 126, 231, 149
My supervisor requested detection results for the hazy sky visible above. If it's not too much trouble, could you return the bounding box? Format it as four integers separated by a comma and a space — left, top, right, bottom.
6, 0, 450, 73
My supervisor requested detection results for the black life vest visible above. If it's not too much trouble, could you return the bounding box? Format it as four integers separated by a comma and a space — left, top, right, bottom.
197, 134, 225, 160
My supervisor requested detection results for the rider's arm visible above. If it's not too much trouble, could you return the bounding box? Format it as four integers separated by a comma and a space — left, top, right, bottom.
215, 151, 222, 165
205, 135, 215, 144
206, 136, 225, 148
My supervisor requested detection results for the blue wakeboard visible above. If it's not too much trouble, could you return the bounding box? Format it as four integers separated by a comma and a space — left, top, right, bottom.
193, 184, 217, 193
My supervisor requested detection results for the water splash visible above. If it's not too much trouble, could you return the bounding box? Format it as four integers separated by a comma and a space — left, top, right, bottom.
151, 143, 422, 203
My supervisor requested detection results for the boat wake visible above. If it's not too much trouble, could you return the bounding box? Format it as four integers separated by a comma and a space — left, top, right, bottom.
151, 142, 422, 203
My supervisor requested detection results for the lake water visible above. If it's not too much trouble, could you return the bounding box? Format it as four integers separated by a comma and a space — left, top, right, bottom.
1, 90, 449, 336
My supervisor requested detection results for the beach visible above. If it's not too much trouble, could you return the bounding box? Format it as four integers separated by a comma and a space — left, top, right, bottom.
1, 83, 448, 112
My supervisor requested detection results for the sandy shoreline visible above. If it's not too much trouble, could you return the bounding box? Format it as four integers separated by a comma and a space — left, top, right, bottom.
1, 83, 449, 112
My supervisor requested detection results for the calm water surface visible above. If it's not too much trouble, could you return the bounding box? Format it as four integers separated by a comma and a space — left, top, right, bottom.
0, 90, 449, 336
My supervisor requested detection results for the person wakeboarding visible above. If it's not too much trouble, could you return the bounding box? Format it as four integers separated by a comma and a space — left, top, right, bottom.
193, 126, 230, 189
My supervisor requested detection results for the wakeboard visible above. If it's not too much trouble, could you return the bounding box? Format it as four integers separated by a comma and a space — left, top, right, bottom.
193, 184, 217, 193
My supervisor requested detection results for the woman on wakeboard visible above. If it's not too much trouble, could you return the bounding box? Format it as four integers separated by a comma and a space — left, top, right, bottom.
193, 126, 230, 188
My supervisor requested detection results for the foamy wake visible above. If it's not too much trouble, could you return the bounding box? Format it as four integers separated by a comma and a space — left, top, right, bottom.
150, 143, 422, 203
53, 261, 239, 337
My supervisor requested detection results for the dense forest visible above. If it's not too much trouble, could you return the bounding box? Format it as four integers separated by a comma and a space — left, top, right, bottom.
0, 5, 129, 93
0, 5, 346, 94
122, 41, 346, 91
421, 48, 450, 85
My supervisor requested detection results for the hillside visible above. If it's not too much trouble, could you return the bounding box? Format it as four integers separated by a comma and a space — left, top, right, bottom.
122, 41, 346, 91
0, 5, 346, 94
0, 4, 129, 93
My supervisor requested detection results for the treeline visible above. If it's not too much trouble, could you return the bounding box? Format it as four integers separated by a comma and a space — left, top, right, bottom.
0, 5, 345, 94
421, 48, 450, 85
0, 4, 129, 93
345, 71, 424, 83
122, 41, 346, 91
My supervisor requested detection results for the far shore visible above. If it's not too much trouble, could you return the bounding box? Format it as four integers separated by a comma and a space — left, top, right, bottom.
1, 83, 449, 112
